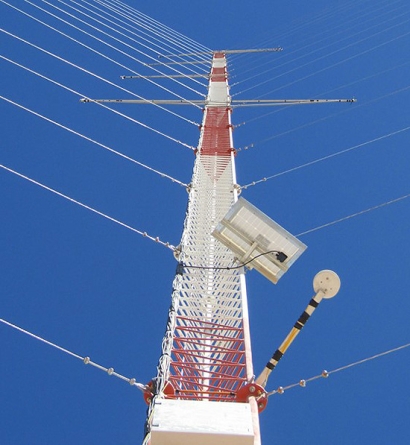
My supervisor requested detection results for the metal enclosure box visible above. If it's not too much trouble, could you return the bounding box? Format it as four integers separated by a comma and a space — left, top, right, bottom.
150, 399, 255, 445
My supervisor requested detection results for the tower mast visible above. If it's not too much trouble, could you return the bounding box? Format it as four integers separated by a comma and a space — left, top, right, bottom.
78, 47, 350, 445
144, 52, 262, 444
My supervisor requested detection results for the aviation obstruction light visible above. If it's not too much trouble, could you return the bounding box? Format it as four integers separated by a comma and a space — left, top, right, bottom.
212, 198, 307, 284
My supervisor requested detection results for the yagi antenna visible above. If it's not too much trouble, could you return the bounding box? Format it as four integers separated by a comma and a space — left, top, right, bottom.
256, 270, 341, 388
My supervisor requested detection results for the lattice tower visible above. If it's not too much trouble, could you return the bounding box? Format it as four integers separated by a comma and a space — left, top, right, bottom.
144, 53, 262, 445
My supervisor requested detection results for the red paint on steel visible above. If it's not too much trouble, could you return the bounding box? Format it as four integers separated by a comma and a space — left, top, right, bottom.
168, 315, 248, 401
143, 380, 175, 405
160, 54, 247, 404
236, 383, 268, 412
210, 67, 226, 82
199, 108, 233, 156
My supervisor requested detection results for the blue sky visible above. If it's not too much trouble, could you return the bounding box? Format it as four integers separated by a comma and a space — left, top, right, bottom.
1, 1, 410, 444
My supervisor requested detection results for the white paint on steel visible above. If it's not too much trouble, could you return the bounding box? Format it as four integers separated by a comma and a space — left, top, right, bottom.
151, 399, 254, 445
150, 54, 261, 445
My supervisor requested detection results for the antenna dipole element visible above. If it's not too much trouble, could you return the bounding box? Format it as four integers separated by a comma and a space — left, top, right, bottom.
255, 270, 340, 388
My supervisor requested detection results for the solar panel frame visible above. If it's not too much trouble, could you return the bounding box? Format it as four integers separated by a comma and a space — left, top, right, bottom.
212, 198, 307, 283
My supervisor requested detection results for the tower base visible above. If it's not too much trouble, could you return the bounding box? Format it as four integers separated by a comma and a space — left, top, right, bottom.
150, 399, 255, 445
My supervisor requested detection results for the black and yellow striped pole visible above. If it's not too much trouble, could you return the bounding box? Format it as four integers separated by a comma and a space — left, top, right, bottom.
256, 270, 341, 388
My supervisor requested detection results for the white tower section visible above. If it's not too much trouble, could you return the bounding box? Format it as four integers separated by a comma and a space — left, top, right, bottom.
143, 53, 264, 445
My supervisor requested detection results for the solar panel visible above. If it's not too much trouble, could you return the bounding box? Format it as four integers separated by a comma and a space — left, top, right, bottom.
212, 198, 307, 283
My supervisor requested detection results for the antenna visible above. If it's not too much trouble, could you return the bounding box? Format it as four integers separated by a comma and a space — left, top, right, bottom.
256, 270, 341, 388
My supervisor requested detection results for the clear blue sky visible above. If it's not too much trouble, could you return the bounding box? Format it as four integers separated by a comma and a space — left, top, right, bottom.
1, 1, 410, 444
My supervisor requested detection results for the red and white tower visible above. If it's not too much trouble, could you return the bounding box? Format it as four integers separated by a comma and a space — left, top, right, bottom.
144, 52, 263, 445
141, 49, 346, 445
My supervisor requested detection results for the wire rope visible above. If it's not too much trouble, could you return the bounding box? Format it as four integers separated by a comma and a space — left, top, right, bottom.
239, 82, 410, 151
296, 193, 410, 237
0, 28, 196, 149
0, 162, 176, 251
89, 0, 211, 74
229, 0, 355, 79
229, 13, 410, 143
229, 0, 363, 68
84, 0, 210, 64
246, 0, 376, 54
0, 90, 188, 187
241, 124, 410, 189
36, 0, 207, 94
267, 342, 410, 397
99, 0, 210, 54
259, 21, 410, 101
1, 3, 203, 122
234, 11, 410, 99
236, 57, 410, 133
23, 0, 205, 106
63, 0, 209, 82
0, 317, 148, 391
66, 0, 209, 69
233, 0, 402, 79
233, 0, 404, 89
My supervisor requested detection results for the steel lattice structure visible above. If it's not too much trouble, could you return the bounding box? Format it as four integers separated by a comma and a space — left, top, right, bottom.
169, 151, 248, 400
144, 53, 262, 444
168, 53, 252, 399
